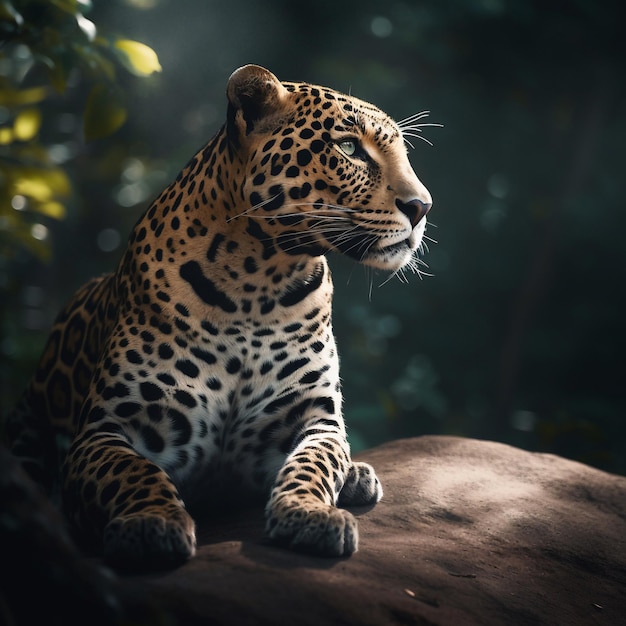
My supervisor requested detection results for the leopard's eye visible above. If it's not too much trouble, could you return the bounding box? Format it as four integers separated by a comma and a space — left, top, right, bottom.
338, 140, 357, 157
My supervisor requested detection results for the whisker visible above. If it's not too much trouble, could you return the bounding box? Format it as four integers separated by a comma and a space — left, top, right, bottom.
273, 220, 370, 256
345, 262, 358, 286
230, 191, 436, 288
397, 110, 432, 126
378, 271, 398, 288
229, 200, 359, 224
399, 110, 443, 150
401, 123, 444, 131
252, 213, 353, 223
283, 201, 357, 213
401, 131, 434, 147
226, 194, 284, 222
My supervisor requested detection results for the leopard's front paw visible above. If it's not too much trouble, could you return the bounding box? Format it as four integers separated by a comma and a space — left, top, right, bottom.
338, 461, 383, 507
103, 508, 196, 571
266, 501, 358, 557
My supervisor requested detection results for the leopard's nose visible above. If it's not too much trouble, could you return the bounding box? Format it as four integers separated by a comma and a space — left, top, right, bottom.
395, 198, 432, 228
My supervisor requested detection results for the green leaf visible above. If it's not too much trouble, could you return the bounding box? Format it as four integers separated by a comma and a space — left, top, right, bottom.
47, 59, 70, 93
8, 229, 52, 261
83, 83, 127, 141
0, 215, 52, 262
113, 39, 161, 76
73, 43, 116, 81
49, 0, 81, 15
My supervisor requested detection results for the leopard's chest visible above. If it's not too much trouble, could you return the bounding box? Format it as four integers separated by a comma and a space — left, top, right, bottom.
118, 311, 340, 497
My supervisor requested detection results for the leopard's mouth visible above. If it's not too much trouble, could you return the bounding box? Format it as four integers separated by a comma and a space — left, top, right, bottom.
323, 219, 425, 270
377, 221, 425, 256
358, 220, 427, 270
355, 237, 413, 271
380, 238, 412, 254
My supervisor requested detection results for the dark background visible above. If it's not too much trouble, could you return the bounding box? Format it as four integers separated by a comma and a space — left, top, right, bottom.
2, 0, 624, 474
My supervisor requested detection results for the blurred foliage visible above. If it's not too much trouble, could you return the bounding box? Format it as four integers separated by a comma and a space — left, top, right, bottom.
0, 0, 163, 416
0, 0, 161, 261
2, 0, 625, 475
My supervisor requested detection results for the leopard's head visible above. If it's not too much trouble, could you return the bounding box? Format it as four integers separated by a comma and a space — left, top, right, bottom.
226, 64, 434, 274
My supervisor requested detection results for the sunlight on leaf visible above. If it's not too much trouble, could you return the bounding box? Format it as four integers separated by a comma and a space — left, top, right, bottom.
77, 14, 97, 41
45, 169, 71, 196
13, 108, 42, 141
13, 178, 53, 202
11, 168, 71, 205
0, 86, 48, 106
38, 201, 67, 219
114, 39, 162, 76
0, 127, 13, 144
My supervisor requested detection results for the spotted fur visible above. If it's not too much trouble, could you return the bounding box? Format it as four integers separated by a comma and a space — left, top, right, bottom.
5, 65, 433, 570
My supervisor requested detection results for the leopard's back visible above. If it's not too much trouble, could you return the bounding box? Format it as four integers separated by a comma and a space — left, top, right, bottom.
5, 274, 117, 488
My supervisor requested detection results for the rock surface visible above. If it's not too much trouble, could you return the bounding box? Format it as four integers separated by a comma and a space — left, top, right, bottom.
3, 436, 626, 625
128, 436, 626, 625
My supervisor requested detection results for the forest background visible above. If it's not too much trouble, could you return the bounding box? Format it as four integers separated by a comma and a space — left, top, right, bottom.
1, 0, 624, 475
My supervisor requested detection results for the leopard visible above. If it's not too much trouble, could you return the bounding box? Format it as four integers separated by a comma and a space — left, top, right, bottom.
5, 64, 434, 571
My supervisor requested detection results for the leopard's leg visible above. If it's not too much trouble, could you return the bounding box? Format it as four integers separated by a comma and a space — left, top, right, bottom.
337, 461, 383, 507
63, 424, 195, 571
265, 424, 363, 557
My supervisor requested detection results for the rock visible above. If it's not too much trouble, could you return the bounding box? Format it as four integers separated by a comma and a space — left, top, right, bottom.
127, 436, 626, 625
0, 445, 162, 626
0, 446, 119, 625
2, 436, 626, 625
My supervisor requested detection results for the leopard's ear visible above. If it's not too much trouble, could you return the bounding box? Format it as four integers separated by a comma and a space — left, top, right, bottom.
226, 65, 287, 143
